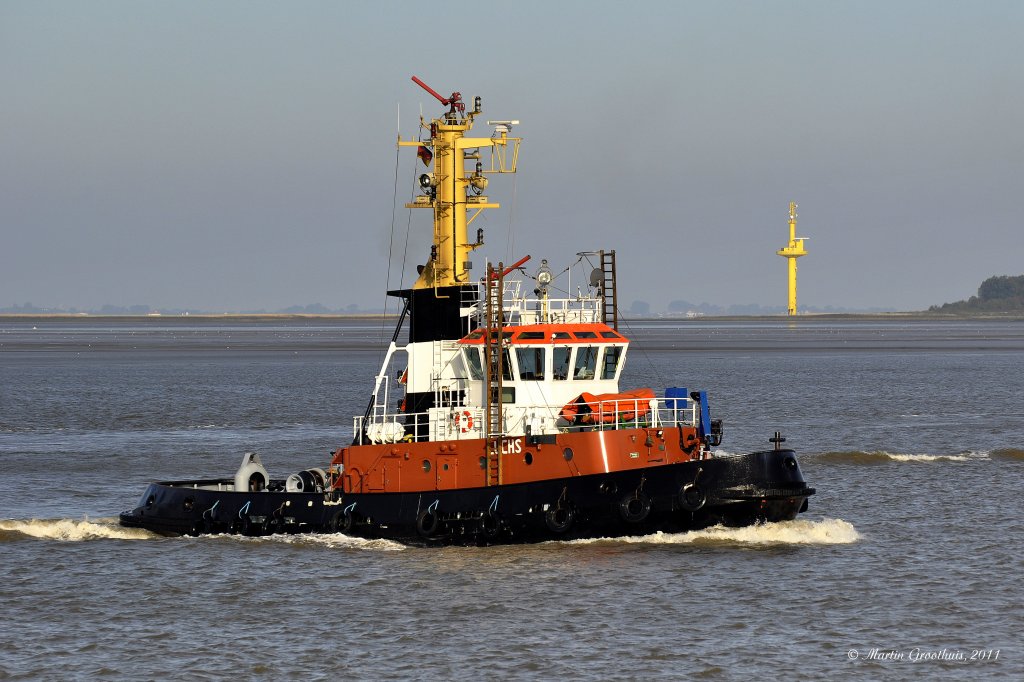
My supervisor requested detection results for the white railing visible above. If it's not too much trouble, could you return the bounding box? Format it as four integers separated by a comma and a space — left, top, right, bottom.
352, 398, 698, 444
464, 279, 604, 328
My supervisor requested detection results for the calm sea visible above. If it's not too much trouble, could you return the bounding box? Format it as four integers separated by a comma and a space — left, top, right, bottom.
2, 317, 1022, 679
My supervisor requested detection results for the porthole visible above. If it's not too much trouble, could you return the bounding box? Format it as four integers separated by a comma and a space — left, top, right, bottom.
563, 447, 574, 462
524, 452, 534, 465
479, 456, 487, 470
422, 460, 431, 473
183, 496, 195, 512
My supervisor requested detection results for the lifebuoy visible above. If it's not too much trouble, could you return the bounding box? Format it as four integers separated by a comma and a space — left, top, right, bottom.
619, 493, 651, 523
416, 509, 440, 538
457, 410, 474, 433
544, 506, 574, 533
679, 483, 706, 512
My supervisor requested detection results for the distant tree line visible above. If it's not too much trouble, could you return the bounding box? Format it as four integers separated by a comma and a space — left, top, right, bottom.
929, 274, 1024, 313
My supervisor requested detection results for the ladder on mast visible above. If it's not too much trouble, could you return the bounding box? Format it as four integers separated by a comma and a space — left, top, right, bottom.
600, 250, 618, 330
484, 263, 505, 486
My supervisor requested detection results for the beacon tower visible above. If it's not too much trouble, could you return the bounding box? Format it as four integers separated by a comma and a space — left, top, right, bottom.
776, 202, 808, 316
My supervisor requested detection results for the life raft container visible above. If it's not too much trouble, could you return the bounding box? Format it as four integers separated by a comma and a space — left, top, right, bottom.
559, 388, 656, 425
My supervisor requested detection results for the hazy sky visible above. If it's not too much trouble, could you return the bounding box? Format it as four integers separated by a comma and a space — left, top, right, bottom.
2, 1, 1021, 312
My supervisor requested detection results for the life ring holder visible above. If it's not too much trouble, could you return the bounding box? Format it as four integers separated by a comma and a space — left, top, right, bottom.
455, 410, 475, 433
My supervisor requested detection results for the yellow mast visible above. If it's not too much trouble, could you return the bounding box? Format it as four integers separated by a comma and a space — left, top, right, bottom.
399, 77, 520, 291
776, 201, 808, 316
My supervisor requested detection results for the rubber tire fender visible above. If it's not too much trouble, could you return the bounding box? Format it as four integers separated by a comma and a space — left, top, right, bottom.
679, 483, 707, 512
479, 510, 501, 539
544, 506, 575, 534
330, 509, 355, 534
416, 509, 440, 538
619, 492, 651, 523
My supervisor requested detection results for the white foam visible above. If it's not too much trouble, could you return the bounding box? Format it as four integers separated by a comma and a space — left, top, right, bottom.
0, 517, 156, 541
881, 450, 987, 462
567, 518, 861, 547
200, 531, 406, 551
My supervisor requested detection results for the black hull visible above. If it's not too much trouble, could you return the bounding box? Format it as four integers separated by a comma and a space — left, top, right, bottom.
120, 449, 814, 546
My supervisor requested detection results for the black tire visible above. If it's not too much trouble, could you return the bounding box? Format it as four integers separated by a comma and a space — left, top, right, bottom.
679, 483, 706, 512
619, 493, 651, 523
330, 509, 355, 534
264, 516, 284, 535
416, 509, 440, 538
479, 510, 501, 539
544, 506, 574, 534
236, 516, 259, 536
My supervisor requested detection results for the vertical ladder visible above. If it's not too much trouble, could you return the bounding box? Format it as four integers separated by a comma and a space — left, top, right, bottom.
484, 263, 505, 486
600, 249, 618, 330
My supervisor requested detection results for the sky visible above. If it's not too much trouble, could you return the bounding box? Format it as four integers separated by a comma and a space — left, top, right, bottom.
2, 1, 1021, 313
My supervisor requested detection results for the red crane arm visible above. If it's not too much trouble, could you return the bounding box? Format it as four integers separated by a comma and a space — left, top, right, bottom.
411, 76, 449, 106
491, 255, 532, 279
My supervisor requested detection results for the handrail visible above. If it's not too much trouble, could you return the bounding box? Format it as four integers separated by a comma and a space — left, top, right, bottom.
353, 398, 698, 443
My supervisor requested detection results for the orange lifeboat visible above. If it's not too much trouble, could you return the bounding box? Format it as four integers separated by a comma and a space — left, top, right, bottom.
560, 388, 656, 425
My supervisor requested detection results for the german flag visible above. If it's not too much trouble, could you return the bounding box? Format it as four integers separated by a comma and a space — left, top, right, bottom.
417, 145, 433, 166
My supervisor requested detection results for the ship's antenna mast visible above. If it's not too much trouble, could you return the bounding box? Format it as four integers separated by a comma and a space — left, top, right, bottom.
399, 76, 520, 291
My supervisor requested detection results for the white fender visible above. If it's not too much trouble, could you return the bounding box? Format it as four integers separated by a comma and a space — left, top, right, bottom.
235, 452, 270, 492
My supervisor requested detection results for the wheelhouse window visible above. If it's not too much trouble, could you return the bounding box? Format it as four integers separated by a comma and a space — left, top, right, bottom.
600, 346, 623, 379
516, 347, 546, 381
489, 347, 513, 381
553, 347, 571, 380
463, 347, 484, 380
573, 346, 599, 379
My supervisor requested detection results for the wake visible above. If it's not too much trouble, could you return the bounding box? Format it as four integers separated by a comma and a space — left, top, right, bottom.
0, 517, 154, 542
815, 450, 992, 464
569, 518, 861, 547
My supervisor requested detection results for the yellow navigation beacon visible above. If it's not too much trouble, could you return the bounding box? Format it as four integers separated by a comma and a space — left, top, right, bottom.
776, 202, 808, 316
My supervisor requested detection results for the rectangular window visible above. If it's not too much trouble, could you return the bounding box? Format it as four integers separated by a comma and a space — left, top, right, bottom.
553, 347, 572, 380
499, 347, 513, 381
463, 348, 484, 380
573, 346, 598, 380
600, 346, 622, 379
473, 348, 512, 378
516, 347, 546, 380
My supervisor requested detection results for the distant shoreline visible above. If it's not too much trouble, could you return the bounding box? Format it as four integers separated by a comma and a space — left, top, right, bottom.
2, 312, 1023, 322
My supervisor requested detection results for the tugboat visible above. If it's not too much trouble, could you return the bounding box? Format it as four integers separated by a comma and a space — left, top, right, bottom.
120, 77, 815, 545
